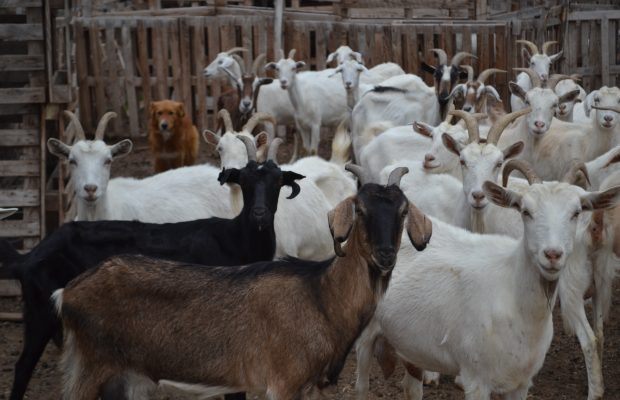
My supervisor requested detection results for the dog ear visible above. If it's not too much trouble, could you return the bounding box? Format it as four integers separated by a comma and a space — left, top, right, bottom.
176, 103, 186, 118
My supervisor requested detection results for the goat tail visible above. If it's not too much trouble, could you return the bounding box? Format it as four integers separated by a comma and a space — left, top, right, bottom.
0, 239, 20, 279
330, 118, 352, 166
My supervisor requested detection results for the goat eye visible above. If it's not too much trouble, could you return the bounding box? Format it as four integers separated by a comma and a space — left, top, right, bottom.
524, 100, 530, 106
69, 159, 77, 166
460, 159, 466, 167
531, 61, 536, 66
522, 209, 532, 218
572, 210, 581, 220
218, 60, 223, 65
104, 159, 112, 166
495, 162, 502, 169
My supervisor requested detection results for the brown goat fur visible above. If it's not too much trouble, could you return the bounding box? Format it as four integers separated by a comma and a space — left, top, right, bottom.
58, 182, 431, 400
148, 100, 199, 173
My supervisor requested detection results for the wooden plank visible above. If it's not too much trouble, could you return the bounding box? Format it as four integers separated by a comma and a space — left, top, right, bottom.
169, 21, 182, 101
0, 280, 21, 297
0, 0, 42, 6
0, 24, 43, 41
0, 220, 39, 237
0, 161, 39, 177
89, 22, 106, 120
137, 21, 152, 126
179, 19, 193, 112
0, 313, 22, 322
122, 25, 139, 136
0, 129, 39, 146
75, 21, 92, 131
206, 18, 221, 130
315, 23, 327, 70
0, 88, 45, 104
193, 18, 207, 133
105, 23, 122, 133
601, 17, 610, 87
153, 20, 167, 100
0, 190, 39, 207
0, 55, 44, 72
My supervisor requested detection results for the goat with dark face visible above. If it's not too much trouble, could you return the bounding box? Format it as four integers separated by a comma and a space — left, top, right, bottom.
2, 139, 303, 400
55, 165, 432, 400
421, 49, 475, 119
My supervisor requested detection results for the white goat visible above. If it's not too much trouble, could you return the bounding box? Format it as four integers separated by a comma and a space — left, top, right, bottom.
203, 47, 248, 86
355, 161, 620, 400
326, 45, 405, 83
554, 75, 588, 123
265, 49, 348, 155
511, 40, 563, 112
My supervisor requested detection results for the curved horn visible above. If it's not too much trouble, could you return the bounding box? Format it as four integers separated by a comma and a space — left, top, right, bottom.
387, 167, 409, 187
450, 51, 476, 67
461, 65, 474, 82
593, 105, 620, 113
516, 39, 540, 55
562, 160, 591, 188
242, 112, 276, 133
345, 163, 370, 186
237, 135, 257, 162
542, 40, 558, 55
487, 107, 531, 146
252, 53, 266, 75
430, 48, 448, 65
513, 67, 541, 88
502, 159, 541, 186
545, 74, 571, 91
94, 112, 117, 141
449, 110, 480, 144
226, 47, 249, 55
569, 73, 582, 82
218, 109, 234, 132
63, 110, 86, 141
477, 68, 506, 84
231, 54, 246, 75
288, 48, 297, 59
267, 137, 283, 163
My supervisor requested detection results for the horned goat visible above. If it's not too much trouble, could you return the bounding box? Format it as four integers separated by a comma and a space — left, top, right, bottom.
54, 165, 432, 400
554, 75, 587, 123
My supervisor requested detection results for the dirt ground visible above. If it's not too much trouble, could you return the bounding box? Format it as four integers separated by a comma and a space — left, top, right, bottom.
1, 134, 620, 398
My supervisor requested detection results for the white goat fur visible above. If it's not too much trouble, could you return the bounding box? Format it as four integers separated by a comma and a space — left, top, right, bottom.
356, 181, 620, 400
554, 79, 588, 123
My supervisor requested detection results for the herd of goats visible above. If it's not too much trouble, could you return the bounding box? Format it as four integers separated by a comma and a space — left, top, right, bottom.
2, 38, 620, 400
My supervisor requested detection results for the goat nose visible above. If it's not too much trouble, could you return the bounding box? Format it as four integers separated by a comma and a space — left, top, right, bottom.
376, 248, 396, 265
253, 207, 267, 217
472, 191, 485, 201
424, 154, 435, 162
243, 100, 251, 107
540, 73, 548, 81
604, 115, 613, 122
544, 248, 563, 262
84, 184, 97, 194
559, 104, 566, 111
534, 121, 545, 129
463, 106, 472, 112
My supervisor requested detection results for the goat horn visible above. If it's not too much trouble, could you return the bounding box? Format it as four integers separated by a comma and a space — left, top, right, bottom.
562, 159, 591, 188
449, 110, 480, 144
218, 109, 234, 132
477, 68, 506, 84
288, 49, 297, 59
451, 51, 476, 67
487, 107, 531, 146
63, 110, 86, 141
230, 54, 246, 75
387, 167, 409, 187
237, 135, 257, 162
94, 112, 117, 141
569, 73, 582, 82
513, 68, 541, 89
430, 48, 448, 65
252, 53, 266, 75
502, 159, 541, 186
461, 65, 474, 82
593, 105, 620, 113
345, 163, 370, 186
267, 137, 283, 163
226, 47, 249, 55
278, 49, 285, 60
242, 112, 276, 134
542, 40, 558, 55
545, 74, 572, 91
516, 39, 540, 55
444, 101, 456, 124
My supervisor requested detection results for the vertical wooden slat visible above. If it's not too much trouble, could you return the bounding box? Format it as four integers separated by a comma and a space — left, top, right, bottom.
207, 17, 221, 129
75, 21, 92, 131
193, 18, 207, 132
90, 22, 105, 120
121, 26, 139, 136
423, 27, 434, 86
169, 21, 183, 101
153, 20, 167, 100
105, 22, 122, 133
315, 23, 327, 70
601, 16, 610, 87
137, 20, 152, 125
179, 18, 193, 114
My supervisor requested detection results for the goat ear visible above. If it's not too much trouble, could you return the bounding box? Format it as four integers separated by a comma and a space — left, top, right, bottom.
483, 85, 502, 101
47, 138, 71, 159
483, 181, 522, 211
521, 48, 532, 64
503, 141, 524, 160
176, 103, 186, 118
326, 51, 337, 64
328, 196, 355, 257
110, 139, 133, 159
584, 90, 599, 117
581, 186, 620, 211
295, 61, 306, 70
457, 68, 469, 81
448, 84, 466, 99
202, 130, 220, 146
509, 82, 527, 102
413, 121, 433, 138
218, 167, 240, 185
420, 62, 436, 75
258, 77, 273, 86
558, 89, 581, 105
441, 133, 463, 157
549, 50, 563, 63
264, 62, 277, 71
282, 171, 305, 199
406, 202, 432, 251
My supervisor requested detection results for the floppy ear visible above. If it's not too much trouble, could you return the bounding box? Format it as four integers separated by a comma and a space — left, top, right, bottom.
581, 186, 620, 211
448, 84, 466, 99
406, 202, 432, 251
503, 141, 524, 160
584, 90, 599, 117
264, 62, 278, 71
110, 139, 133, 158
442, 133, 463, 157
326, 51, 337, 64
483, 85, 501, 101
421, 62, 436, 75
258, 77, 273, 86
509, 82, 527, 102
558, 89, 581, 105
218, 167, 241, 185
202, 130, 220, 146
254, 131, 268, 148
413, 121, 434, 138
176, 103, 186, 118
295, 61, 306, 70
483, 181, 522, 211
47, 138, 71, 159
281, 171, 305, 199
328, 196, 355, 257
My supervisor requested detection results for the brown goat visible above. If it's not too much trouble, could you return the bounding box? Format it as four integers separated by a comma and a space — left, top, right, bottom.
55, 166, 432, 400
148, 100, 199, 173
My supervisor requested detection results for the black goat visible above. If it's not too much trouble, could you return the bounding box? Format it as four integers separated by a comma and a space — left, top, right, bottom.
2, 139, 303, 400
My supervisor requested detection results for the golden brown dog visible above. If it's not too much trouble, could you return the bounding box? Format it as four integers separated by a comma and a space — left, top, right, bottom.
149, 100, 199, 173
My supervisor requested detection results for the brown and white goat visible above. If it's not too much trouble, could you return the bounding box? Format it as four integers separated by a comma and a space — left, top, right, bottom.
54, 166, 432, 400
449, 66, 507, 126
